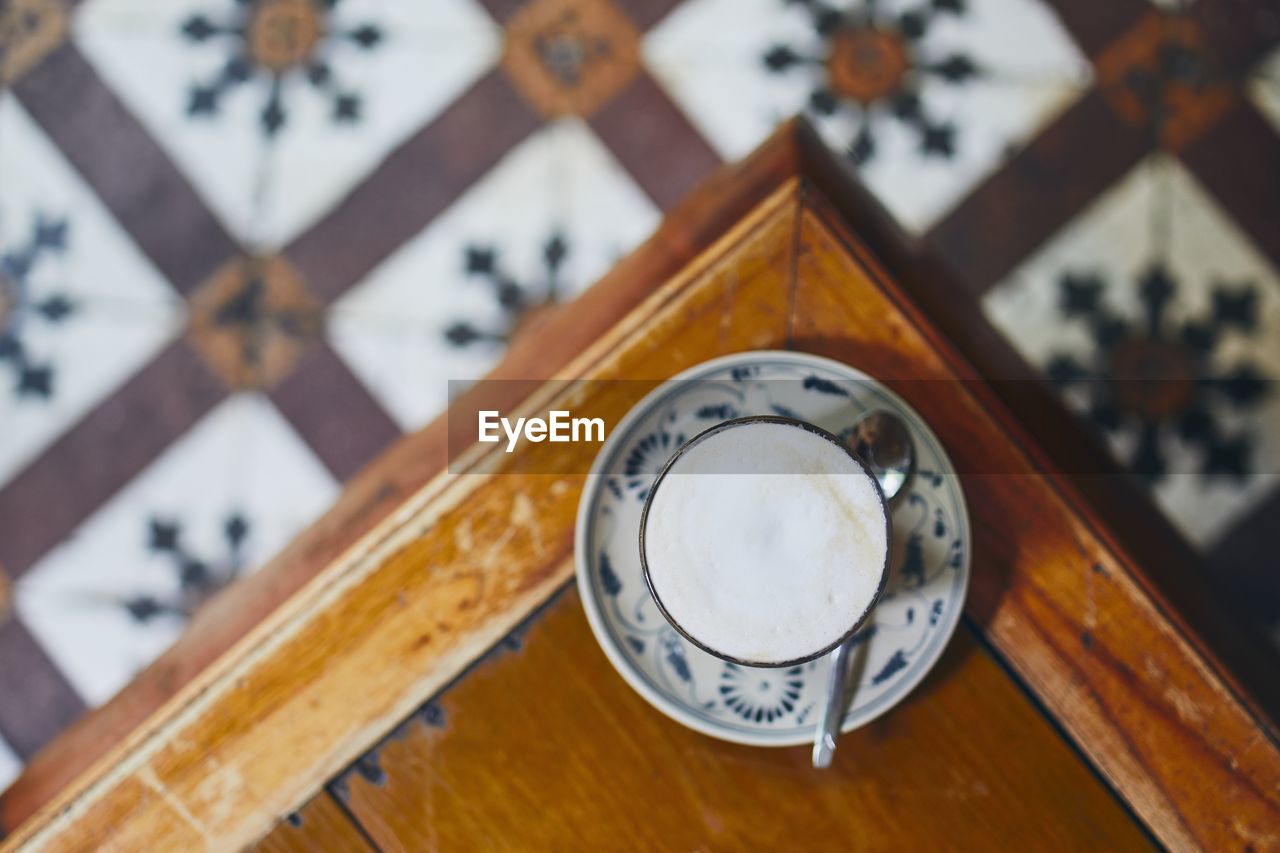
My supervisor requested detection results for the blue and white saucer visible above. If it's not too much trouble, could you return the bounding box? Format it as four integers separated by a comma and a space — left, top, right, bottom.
574, 351, 971, 746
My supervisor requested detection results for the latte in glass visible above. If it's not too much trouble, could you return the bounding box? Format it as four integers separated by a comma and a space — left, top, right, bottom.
640, 416, 891, 667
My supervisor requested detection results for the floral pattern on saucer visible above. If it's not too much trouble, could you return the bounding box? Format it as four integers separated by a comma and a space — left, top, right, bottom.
576, 351, 970, 746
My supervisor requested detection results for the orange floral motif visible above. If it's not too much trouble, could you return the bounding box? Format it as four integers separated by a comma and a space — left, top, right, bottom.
501, 0, 641, 119
187, 255, 322, 390
1095, 13, 1236, 151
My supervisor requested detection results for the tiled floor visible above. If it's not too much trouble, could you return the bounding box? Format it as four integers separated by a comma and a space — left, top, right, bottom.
1, 0, 1277, 790
0, 92, 183, 487
75, 0, 502, 247
329, 117, 659, 428
15, 392, 337, 706
986, 154, 1280, 546
646, 0, 1091, 231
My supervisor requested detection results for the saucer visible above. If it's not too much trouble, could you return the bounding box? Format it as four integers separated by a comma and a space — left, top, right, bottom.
574, 351, 971, 746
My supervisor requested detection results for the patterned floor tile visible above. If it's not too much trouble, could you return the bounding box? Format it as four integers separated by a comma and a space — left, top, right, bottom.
72, 0, 501, 248
1248, 46, 1280, 134
13, 393, 337, 706
0, 92, 183, 489
3, 0, 1276, 793
985, 155, 1280, 546
643, 0, 1090, 232
328, 118, 659, 430
0, 0, 70, 86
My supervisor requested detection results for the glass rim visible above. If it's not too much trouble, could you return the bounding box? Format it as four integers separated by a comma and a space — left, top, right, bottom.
637, 414, 894, 669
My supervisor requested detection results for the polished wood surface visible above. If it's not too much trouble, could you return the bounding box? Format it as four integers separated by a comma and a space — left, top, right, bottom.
6, 122, 1279, 851
0, 112, 805, 834
790, 199, 1280, 849
332, 588, 1152, 852
251, 795, 370, 853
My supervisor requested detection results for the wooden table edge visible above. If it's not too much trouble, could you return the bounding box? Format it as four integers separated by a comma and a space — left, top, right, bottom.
3, 120, 1276, 851
0, 161, 806, 852
798, 180, 1280, 748
0, 120, 808, 833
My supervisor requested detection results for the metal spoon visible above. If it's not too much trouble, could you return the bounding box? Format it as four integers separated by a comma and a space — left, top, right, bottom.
812, 410, 914, 769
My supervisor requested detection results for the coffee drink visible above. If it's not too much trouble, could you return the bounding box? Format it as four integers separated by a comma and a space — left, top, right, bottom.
640, 417, 890, 666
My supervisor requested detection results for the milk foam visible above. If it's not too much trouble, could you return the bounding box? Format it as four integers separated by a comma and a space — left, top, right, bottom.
643, 422, 888, 664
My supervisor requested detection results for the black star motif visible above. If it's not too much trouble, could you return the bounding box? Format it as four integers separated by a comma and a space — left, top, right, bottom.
1060, 273, 1104, 316
181, 0, 383, 138
148, 519, 182, 552
17, 365, 52, 397
920, 122, 956, 157
225, 513, 250, 547
1047, 264, 1270, 485
445, 232, 571, 351
1, 214, 76, 401
763, 0, 980, 167
125, 512, 253, 624
333, 93, 361, 122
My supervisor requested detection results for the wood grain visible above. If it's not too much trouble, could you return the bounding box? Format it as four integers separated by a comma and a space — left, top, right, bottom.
336, 588, 1153, 851
250, 795, 370, 853
0, 184, 801, 851
0, 119, 807, 834
787, 201, 1280, 850
4, 122, 1278, 852
799, 118, 1280, 723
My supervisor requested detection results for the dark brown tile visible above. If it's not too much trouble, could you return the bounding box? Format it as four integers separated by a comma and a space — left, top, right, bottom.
502, 0, 643, 121
1208, 486, 1280, 631
1181, 100, 1280, 272
287, 69, 542, 305
615, 0, 686, 31
1041, 0, 1149, 59
0, 617, 85, 761
12, 42, 238, 296
588, 69, 721, 212
268, 343, 402, 482
1191, 0, 1280, 75
925, 89, 1151, 297
0, 341, 226, 579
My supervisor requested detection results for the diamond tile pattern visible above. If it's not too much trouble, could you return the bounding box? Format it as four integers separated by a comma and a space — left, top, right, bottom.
73, 0, 502, 247
14, 393, 337, 705
329, 118, 658, 428
1, 0, 1279, 802
985, 155, 1280, 545
0, 92, 183, 488
645, 0, 1091, 231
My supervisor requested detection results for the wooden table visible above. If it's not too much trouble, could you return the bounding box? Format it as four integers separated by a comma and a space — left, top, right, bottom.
4, 121, 1279, 851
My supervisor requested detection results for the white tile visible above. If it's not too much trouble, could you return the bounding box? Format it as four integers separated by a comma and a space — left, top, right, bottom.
645, 0, 1090, 232
73, 0, 501, 248
328, 119, 660, 430
644, 0, 817, 158
0, 93, 184, 488
14, 394, 338, 706
985, 155, 1280, 546
0, 734, 19, 794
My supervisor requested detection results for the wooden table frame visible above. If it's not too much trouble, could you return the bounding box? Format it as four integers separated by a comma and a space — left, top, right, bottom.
3, 121, 1278, 850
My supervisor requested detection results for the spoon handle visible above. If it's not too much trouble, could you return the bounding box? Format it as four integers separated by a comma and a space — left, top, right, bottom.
812, 638, 852, 768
